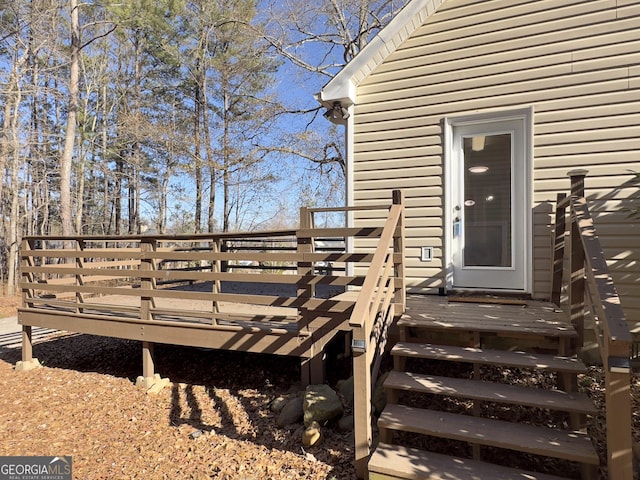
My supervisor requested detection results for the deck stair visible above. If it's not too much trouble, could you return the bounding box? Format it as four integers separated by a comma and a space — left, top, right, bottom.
369, 303, 600, 480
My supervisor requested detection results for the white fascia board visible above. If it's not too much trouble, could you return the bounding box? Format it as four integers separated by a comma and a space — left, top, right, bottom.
318, 78, 357, 108
319, 0, 445, 106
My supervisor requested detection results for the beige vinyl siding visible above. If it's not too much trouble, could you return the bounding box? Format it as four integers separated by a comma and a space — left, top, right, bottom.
351, 0, 640, 323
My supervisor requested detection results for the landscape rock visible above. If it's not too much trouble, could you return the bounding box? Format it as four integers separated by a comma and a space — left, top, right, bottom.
338, 414, 354, 433
336, 376, 354, 406
270, 395, 288, 413
303, 384, 344, 427
276, 396, 304, 427
302, 421, 323, 447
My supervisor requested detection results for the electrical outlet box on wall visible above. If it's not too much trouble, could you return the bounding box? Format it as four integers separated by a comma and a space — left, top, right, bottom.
420, 246, 433, 262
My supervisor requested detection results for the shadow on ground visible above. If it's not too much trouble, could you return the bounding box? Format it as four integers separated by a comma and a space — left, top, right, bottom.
0, 333, 356, 479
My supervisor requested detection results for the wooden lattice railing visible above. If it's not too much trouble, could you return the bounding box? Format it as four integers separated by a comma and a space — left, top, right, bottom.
552, 170, 633, 479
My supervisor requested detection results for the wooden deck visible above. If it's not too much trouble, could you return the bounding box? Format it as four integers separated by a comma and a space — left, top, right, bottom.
17, 280, 356, 386
16, 195, 406, 392
14, 185, 634, 479
399, 294, 576, 353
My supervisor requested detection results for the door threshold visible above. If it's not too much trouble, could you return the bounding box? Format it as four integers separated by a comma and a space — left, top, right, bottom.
447, 289, 531, 298
446, 289, 532, 306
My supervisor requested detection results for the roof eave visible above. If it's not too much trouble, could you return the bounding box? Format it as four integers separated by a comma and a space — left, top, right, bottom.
318, 0, 446, 106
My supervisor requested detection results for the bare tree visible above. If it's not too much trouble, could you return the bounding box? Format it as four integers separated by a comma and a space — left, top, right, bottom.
58, 0, 80, 237
264, 0, 408, 76
260, 0, 409, 204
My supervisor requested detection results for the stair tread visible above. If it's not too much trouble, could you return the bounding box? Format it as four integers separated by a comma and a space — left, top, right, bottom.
369, 443, 573, 480
398, 315, 577, 337
391, 342, 587, 373
385, 371, 597, 414
379, 404, 599, 464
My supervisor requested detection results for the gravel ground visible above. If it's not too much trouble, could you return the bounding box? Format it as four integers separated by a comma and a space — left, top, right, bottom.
1, 288, 639, 479
0, 333, 356, 479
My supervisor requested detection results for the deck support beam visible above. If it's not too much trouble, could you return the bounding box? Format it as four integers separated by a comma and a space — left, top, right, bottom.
301, 350, 325, 387
15, 325, 42, 372
136, 341, 169, 393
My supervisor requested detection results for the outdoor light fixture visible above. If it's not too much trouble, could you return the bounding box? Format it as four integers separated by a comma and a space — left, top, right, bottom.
471, 135, 486, 151
468, 165, 489, 174
323, 101, 350, 123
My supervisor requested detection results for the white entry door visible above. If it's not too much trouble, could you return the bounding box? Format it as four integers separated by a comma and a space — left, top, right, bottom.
448, 115, 530, 291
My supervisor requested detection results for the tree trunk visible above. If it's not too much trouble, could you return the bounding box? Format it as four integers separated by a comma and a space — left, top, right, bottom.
7, 78, 23, 295
60, 0, 81, 237
101, 85, 110, 234
202, 67, 216, 233
222, 88, 230, 232
193, 60, 203, 234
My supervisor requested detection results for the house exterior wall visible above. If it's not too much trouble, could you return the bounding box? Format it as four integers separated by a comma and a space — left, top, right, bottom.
350, 0, 640, 323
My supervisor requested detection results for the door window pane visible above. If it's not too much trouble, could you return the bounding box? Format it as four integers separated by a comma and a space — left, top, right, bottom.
462, 133, 512, 267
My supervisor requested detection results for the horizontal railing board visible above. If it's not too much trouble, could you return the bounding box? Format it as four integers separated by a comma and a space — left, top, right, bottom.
22, 267, 366, 287
53, 305, 299, 325
22, 250, 388, 264
22, 230, 298, 242
22, 299, 308, 326
40, 260, 141, 269
18, 309, 312, 356
21, 283, 357, 313
45, 275, 137, 285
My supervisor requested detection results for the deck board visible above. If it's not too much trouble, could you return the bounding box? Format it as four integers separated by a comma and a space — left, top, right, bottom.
392, 342, 588, 373
384, 371, 597, 414
369, 443, 571, 480
400, 294, 575, 338
379, 404, 599, 464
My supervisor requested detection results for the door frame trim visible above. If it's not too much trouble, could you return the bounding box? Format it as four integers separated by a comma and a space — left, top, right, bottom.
443, 107, 534, 293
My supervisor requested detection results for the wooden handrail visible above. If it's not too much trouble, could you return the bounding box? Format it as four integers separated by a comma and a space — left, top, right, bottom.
350, 190, 405, 479
552, 171, 632, 479
349, 205, 402, 329
572, 197, 632, 349
308, 204, 390, 213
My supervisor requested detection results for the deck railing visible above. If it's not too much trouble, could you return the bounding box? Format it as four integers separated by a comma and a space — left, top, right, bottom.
552, 170, 633, 479
347, 190, 405, 478
19, 191, 406, 476
19, 193, 405, 389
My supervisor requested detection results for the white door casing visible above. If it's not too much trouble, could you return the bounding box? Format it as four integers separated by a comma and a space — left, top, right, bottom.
444, 109, 532, 292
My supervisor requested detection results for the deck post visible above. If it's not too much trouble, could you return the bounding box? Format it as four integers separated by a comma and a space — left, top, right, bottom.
568, 170, 588, 352
605, 363, 633, 479
135, 239, 169, 393
301, 348, 325, 387
551, 193, 567, 307
352, 327, 371, 479
75, 239, 86, 312
140, 238, 156, 321
211, 238, 220, 320
15, 325, 42, 372
392, 190, 406, 312
16, 239, 41, 372
135, 341, 169, 393
142, 341, 154, 378
298, 206, 321, 385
